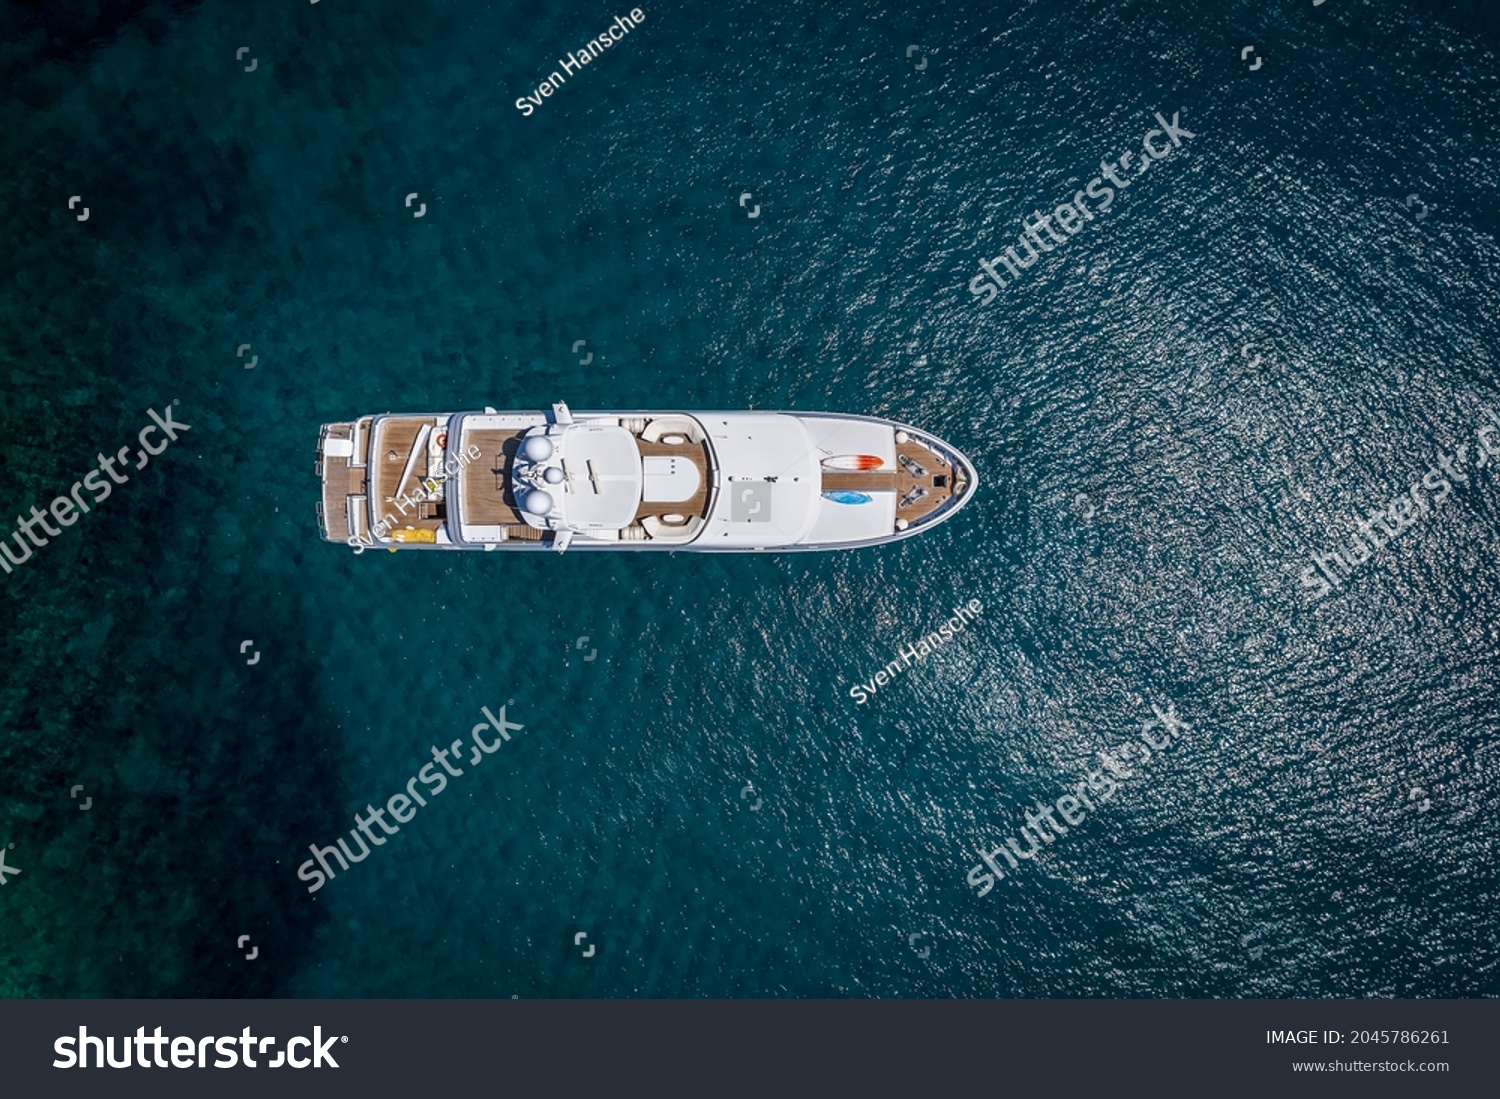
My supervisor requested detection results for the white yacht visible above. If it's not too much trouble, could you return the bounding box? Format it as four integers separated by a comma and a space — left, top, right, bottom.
315, 403, 975, 552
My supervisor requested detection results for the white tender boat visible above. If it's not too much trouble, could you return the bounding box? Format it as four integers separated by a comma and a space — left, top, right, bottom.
315, 403, 975, 552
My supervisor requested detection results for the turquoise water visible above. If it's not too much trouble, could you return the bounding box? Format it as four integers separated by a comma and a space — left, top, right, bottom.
2, 0, 1499, 997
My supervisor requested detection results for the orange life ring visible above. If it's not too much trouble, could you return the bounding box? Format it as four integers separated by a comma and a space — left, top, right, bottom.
436, 432, 448, 448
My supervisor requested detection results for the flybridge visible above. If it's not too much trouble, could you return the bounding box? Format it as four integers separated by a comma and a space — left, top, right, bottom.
515, 9, 647, 117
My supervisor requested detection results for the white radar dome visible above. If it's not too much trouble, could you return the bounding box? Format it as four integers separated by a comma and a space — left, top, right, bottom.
522, 489, 554, 515
543, 466, 565, 485
522, 435, 554, 462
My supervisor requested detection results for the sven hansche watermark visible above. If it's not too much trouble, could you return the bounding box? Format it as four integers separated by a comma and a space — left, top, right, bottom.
1300, 406, 1500, 600
847, 599, 984, 705
347, 440, 482, 550
965, 700, 1194, 896
296, 702, 524, 892
968, 108, 1197, 305
514, 8, 647, 117
1, 405, 191, 578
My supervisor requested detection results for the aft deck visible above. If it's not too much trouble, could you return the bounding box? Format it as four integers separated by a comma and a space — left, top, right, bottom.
316, 423, 357, 542
369, 415, 445, 538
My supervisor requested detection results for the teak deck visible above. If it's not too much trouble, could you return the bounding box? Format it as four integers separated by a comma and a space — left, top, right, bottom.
462, 428, 530, 527
372, 417, 443, 534
318, 423, 356, 542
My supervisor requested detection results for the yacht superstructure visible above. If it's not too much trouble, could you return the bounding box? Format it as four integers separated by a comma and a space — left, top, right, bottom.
315, 403, 974, 552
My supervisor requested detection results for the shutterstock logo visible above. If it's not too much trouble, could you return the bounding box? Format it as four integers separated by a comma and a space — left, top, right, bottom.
296, 701, 525, 893
731, 482, 772, 523
54, 1026, 344, 1069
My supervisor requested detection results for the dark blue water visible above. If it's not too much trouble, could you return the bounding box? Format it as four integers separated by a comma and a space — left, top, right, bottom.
2, 0, 1498, 997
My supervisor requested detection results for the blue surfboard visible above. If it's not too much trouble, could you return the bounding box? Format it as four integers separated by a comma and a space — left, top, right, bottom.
823, 490, 873, 505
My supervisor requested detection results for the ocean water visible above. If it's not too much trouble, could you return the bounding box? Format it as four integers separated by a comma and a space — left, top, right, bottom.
2, 0, 1498, 998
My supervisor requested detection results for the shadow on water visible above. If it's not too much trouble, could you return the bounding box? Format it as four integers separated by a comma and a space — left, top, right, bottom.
0, 0, 347, 995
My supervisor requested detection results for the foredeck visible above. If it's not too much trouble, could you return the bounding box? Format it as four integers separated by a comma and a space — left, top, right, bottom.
822, 471, 898, 491
817, 435, 963, 526
893, 436, 958, 525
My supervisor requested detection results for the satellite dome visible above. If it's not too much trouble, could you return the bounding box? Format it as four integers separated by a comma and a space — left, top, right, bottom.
522, 435, 554, 462
522, 489, 554, 515
543, 465, 565, 485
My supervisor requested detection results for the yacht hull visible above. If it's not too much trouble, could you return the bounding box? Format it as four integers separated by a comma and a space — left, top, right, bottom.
315, 407, 976, 553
